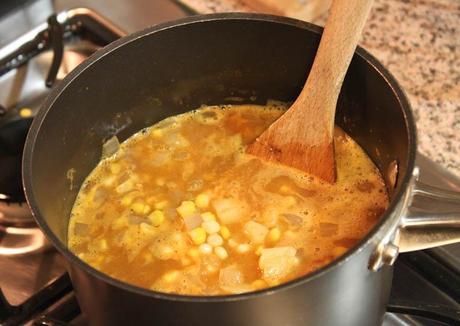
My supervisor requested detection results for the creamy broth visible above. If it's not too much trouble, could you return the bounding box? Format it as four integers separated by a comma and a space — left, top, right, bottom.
68, 104, 388, 295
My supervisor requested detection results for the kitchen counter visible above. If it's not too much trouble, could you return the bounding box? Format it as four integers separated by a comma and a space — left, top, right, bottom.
178, 0, 460, 177
2, 0, 458, 175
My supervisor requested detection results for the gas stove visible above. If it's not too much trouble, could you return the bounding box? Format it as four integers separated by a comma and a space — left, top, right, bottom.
0, 1, 458, 325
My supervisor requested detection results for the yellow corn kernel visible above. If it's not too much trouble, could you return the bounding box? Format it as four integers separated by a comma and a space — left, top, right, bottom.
155, 178, 165, 186
284, 196, 297, 206
154, 200, 169, 210
188, 248, 200, 260
333, 246, 348, 257
189, 227, 207, 245
121, 196, 133, 207
220, 226, 231, 239
195, 193, 210, 208
214, 246, 228, 260
98, 239, 108, 251
152, 129, 163, 138
162, 270, 180, 283
112, 217, 128, 230
237, 244, 251, 254
19, 107, 33, 118
207, 234, 223, 247
267, 227, 281, 243
131, 202, 151, 215
201, 212, 216, 222
157, 246, 174, 260
228, 238, 238, 248
148, 210, 165, 227
109, 163, 121, 174
202, 220, 220, 234
143, 252, 153, 264
121, 191, 141, 207
279, 185, 290, 194
255, 245, 264, 256
199, 243, 213, 255
177, 201, 196, 218
251, 279, 267, 290
181, 257, 192, 266
284, 230, 296, 239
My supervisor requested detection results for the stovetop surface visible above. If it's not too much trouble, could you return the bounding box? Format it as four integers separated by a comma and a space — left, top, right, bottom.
0, 1, 459, 325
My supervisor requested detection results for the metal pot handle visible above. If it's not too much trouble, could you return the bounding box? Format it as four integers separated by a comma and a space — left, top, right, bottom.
398, 168, 460, 253
369, 167, 460, 271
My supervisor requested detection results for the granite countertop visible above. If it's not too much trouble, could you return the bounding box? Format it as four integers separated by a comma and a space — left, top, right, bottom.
178, 0, 460, 176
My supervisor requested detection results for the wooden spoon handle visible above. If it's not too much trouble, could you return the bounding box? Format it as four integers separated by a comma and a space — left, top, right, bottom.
247, 0, 374, 183
294, 0, 374, 138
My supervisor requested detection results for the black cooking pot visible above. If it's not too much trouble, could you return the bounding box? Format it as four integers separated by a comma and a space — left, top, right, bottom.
22, 14, 459, 326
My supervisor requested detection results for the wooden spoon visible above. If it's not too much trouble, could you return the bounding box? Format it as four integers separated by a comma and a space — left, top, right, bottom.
247, 0, 374, 183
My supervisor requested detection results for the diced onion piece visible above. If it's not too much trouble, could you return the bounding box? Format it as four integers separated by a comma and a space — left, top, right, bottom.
173, 151, 190, 161
282, 214, 304, 229
319, 222, 339, 236
164, 132, 189, 148
202, 220, 220, 234
101, 135, 119, 159
259, 247, 297, 281
218, 265, 251, 294
116, 179, 136, 194
73, 222, 89, 236
228, 238, 238, 248
152, 245, 174, 260
92, 187, 107, 206
212, 198, 248, 224
183, 214, 203, 230
127, 214, 145, 225
140, 222, 156, 235
187, 179, 204, 192
244, 221, 268, 244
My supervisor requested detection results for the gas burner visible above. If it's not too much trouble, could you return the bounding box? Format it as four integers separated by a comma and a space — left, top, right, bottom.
0, 202, 33, 225
0, 224, 48, 256
0, 7, 125, 256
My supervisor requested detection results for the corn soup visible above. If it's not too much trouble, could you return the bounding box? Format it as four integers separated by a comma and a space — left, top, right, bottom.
68, 104, 388, 295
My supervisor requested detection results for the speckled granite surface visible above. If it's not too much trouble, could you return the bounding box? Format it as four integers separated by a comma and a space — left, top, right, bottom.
178, 0, 460, 176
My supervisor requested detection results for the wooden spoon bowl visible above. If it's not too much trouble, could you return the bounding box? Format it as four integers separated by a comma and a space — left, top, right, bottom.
247, 0, 374, 183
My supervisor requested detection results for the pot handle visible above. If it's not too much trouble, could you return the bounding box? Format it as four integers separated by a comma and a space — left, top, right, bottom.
398, 170, 460, 253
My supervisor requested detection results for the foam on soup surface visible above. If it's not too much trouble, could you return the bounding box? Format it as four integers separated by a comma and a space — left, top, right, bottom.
68, 104, 388, 295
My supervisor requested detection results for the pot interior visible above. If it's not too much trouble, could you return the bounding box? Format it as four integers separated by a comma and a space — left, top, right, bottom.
25, 15, 414, 249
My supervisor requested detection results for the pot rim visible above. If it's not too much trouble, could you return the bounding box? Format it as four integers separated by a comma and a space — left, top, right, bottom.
22, 12, 417, 303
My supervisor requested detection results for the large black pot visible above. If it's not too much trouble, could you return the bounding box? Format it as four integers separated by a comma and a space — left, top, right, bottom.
24, 13, 455, 326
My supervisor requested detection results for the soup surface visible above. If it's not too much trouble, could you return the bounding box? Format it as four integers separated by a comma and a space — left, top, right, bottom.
68, 104, 388, 295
